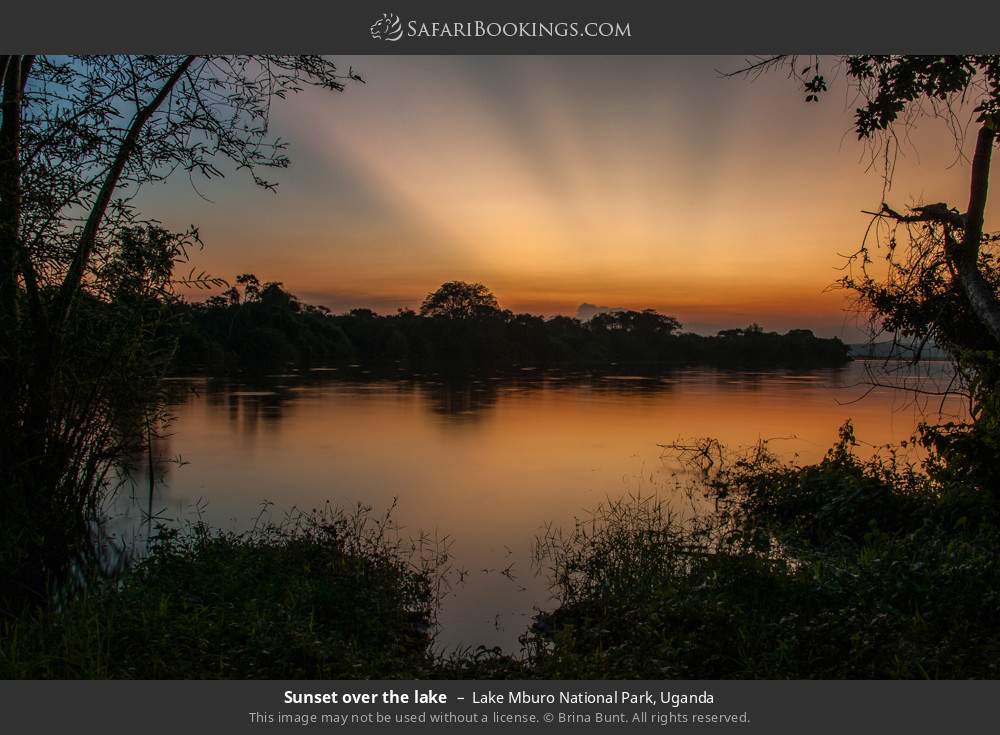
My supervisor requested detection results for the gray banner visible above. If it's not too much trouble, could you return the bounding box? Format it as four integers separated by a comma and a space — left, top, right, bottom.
2, 680, 998, 733
1, 0, 999, 53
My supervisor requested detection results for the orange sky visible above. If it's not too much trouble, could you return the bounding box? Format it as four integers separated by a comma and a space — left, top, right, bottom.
137, 56, 995, 339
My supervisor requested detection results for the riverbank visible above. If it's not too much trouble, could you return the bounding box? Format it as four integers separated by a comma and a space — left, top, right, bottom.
0, 507, 442, 679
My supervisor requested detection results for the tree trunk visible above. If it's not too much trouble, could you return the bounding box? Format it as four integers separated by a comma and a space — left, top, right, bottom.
954, 123, 1000, 343
0, 56, 27, 385
26, 55, 197, 483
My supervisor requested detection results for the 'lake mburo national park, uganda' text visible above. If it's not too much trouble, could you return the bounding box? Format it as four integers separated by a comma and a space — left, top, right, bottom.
2, 47, 1000, 687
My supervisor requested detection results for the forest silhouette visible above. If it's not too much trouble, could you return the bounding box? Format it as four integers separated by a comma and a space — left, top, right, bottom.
170, 276, 851, 373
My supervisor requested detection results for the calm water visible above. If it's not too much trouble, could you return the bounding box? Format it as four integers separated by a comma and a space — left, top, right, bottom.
114, 361, 965, 652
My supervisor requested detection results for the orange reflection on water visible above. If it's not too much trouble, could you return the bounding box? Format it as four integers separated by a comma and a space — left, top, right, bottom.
130, 362, 965, 651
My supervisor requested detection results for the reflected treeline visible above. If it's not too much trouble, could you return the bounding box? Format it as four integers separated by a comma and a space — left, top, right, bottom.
137, 360, 953, 496
156, 364, 855, 430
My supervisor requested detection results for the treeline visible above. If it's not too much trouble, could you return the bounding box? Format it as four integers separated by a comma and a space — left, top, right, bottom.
171, 277, 851, 373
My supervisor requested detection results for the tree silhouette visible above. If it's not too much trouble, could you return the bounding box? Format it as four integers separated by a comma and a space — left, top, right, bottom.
419, 281, 501, 320
590, 309, 682, 336
0, 55, 358, 611
729, 55, 1000, 355
731, 54, 1000, 492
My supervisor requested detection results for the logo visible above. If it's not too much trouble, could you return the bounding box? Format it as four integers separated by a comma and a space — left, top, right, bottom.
370, 12, 404, 42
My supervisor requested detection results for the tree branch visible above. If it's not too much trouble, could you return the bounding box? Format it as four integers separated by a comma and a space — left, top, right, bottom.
51, 55, 197, 332
865, 202, 966, 229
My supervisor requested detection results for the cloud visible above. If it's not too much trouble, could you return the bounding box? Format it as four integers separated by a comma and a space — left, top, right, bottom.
576, 303, 627, 321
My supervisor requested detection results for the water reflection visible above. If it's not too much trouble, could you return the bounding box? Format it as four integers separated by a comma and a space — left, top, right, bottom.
423, 379, 501, 424
162, 365, 905, 431
119, 361, 966, 652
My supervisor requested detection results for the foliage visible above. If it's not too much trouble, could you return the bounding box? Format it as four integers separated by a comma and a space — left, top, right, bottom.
736, 55, 1000, 134
0, 224, 189, 616
6, 423, 1000, 680
0, 505, 443, 679
419, 280, 500, 320
0, 55, 355, 613
174, 276, 353, 373
522, 426, 1000, 679
839, 56, 1000, 134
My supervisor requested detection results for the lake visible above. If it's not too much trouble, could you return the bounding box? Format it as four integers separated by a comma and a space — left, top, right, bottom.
113, 360, 966, 652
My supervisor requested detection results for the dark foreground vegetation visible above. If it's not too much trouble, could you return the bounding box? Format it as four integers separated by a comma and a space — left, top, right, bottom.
170, 277, 851, 373
0, 506, 442, 678
5, 415, 999, 679
507, 419, 1000, 679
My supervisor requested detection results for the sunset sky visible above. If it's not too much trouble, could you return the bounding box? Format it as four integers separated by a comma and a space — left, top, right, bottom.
136, 56, 992, 339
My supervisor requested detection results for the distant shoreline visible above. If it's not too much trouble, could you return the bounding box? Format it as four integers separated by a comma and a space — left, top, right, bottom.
168, 283, 853, 376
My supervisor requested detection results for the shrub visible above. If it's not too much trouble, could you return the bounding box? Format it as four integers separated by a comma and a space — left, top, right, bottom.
524, 429, 1000, 679
0, 505, 445, 679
